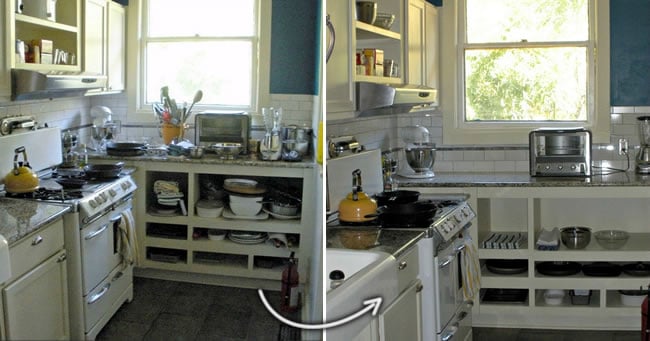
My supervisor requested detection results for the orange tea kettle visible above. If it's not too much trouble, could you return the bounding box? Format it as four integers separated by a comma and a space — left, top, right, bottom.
3, 146, 39, 194
338, 169, 378, 223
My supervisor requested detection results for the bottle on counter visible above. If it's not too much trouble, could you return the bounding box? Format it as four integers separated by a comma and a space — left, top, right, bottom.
75, 143, 88, 167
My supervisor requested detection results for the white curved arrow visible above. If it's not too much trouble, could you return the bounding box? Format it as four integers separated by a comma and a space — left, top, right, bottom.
257, 289, 382, 330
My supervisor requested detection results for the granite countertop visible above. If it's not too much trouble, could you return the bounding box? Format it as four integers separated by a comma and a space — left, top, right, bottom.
327, 227, 425, 258
89, 153, 317, 169
0, 198, 70, 246
396, 171, 650, 187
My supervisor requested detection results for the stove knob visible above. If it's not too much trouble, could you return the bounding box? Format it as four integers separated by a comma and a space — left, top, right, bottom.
95, 196, 104, 204
453, 214, 462, 223
89, 199, 98, 208
108, 189, 117, 197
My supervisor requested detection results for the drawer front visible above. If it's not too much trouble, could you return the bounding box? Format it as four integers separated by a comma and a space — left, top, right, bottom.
84, 265, 132, 332
396, 247, 419, 293
9, 219, 64, 282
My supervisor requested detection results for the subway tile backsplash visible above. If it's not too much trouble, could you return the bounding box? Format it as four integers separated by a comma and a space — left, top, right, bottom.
327, 106, 646, 173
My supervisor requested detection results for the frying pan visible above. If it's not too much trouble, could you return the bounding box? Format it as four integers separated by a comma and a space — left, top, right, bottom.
364, 200, 438, 226
55, 178, 87, 189
374, 190, 420, 206
84, 162, 124, 179
106, 142, 147, 157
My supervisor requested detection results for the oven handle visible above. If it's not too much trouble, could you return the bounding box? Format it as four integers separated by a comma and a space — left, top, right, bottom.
440, 322, 459, 341
438, 255, 455, 268
84, 224, 109, 240
109, 214, 122, 224
454, 244, 466, 253
87, 283, 110, 305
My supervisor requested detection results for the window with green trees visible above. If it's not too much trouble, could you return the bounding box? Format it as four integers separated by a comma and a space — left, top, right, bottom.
463, 0, 589, 122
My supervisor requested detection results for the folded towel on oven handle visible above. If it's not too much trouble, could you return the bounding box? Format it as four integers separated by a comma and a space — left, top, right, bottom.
117, 209, 139, 269
461, 235, 481, 301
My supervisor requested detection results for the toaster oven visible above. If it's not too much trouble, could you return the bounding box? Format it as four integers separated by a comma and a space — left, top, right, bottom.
195, 112, 250, 154
529, 128, 592, 177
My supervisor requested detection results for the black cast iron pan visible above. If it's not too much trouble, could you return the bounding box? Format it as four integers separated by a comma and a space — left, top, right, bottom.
536, 261, 581, 276
622, 262, 650, 276
582, 262, 622, 277
364, 200, 438, 227
55, 178, 88, 189
84, 162, 124, 179
374, 190, 420, 206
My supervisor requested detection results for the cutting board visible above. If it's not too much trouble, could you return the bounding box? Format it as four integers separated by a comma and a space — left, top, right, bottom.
326, 149, 383, 212
0, 128, 62, 174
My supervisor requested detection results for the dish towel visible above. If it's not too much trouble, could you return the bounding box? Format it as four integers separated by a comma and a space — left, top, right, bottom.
536, 227, 560, 250
117, 209, 139, 269
461, 235, 481, 301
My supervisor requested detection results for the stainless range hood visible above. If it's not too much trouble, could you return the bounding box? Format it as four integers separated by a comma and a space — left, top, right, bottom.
11, 69, 107, 100
355, 82, 438, 116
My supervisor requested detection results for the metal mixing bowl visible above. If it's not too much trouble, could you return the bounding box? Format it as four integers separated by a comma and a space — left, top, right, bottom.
560, 226, 592, 249
405, 143, 436, 172
356, 1, 377, 24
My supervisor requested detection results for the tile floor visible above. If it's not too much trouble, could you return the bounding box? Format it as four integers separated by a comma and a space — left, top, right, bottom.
473, 327, 640, 341
96, 277, 301, 341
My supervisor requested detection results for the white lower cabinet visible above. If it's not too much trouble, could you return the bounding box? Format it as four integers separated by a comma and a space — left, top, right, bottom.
1, 219, 69, 340
3, 249, 68, 340
379, 279, 422, 341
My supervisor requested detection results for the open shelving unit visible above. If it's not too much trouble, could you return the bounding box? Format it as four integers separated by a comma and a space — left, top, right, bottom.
473, 186, 650, 330
126, 161, 317, 290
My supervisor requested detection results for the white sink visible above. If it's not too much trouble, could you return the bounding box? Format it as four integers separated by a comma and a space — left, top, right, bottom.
326, 248, 387, 291
326, 248, 398, 340
0, 234, 11, 284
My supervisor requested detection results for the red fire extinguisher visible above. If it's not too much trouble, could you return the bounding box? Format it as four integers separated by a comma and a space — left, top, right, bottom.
280, 252, 300, 313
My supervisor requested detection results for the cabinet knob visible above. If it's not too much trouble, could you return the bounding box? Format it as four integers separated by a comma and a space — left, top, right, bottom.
398, 261, 408, 270
57, 253, 67, 263
31, 235, 43, 246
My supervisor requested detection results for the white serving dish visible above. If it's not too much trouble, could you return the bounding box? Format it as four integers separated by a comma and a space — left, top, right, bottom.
207, 229, 227, 241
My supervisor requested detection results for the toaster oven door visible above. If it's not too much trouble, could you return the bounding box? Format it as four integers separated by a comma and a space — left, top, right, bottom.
195, 113, 250, 153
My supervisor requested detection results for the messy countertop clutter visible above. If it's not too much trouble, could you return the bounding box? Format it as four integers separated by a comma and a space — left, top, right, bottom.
90, 87, 315, 168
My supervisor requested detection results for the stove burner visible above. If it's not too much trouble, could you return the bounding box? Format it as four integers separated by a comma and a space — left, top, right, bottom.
6, 187, 84, 201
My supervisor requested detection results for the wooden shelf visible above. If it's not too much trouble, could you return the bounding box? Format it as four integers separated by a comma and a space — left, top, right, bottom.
356, 21, 401, 40
15, 13, 78, 33
355, 74, 402, 84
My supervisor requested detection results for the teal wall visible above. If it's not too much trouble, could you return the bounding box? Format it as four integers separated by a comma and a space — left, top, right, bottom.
270, 0, 322, 95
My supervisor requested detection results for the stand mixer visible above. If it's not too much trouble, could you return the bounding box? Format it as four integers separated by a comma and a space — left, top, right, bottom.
636, 116, 650, 174
399, 126, 436, 178
90, 106, 120, 152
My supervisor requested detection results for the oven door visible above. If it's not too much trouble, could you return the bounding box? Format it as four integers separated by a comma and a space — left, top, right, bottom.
80, 198, 132, 294
434, 242, 460, 333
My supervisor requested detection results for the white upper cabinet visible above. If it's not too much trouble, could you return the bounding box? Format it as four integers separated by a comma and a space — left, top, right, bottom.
83, 0, 107, 76
107, 1, 125, 91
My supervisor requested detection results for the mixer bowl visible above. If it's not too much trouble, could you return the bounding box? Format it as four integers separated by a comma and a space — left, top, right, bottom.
405, 144, 436, 172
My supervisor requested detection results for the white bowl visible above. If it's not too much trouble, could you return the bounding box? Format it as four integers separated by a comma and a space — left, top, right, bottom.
543, 289, 565, 305
229, 194, 263, 216
620, 290, 646, 306
196, 199, 224, 218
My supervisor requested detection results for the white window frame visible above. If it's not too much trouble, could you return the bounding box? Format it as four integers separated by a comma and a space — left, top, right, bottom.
440, 0, 610, 145
125, 0, 271, 123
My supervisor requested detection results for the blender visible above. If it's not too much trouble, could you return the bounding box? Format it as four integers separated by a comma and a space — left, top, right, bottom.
636, 116, 650, 174
399, 126, 436, 178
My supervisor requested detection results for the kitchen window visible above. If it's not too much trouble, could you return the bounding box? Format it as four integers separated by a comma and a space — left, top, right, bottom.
440, 0, 610, 145
127, 0, 271, 122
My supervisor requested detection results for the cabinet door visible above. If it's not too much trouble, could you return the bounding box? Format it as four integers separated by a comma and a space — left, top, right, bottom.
107, 1, 125, 91
405, 0, 426, 86
0, 0, 10, 99
325, 1, 355, 114
424, 3, 439, 89
84, 0, 107, 76
3, 250, 69, 340
379, 280, 422, 341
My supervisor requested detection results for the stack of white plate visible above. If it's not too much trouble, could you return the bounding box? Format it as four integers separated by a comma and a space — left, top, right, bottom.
228, 231, 268, 244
